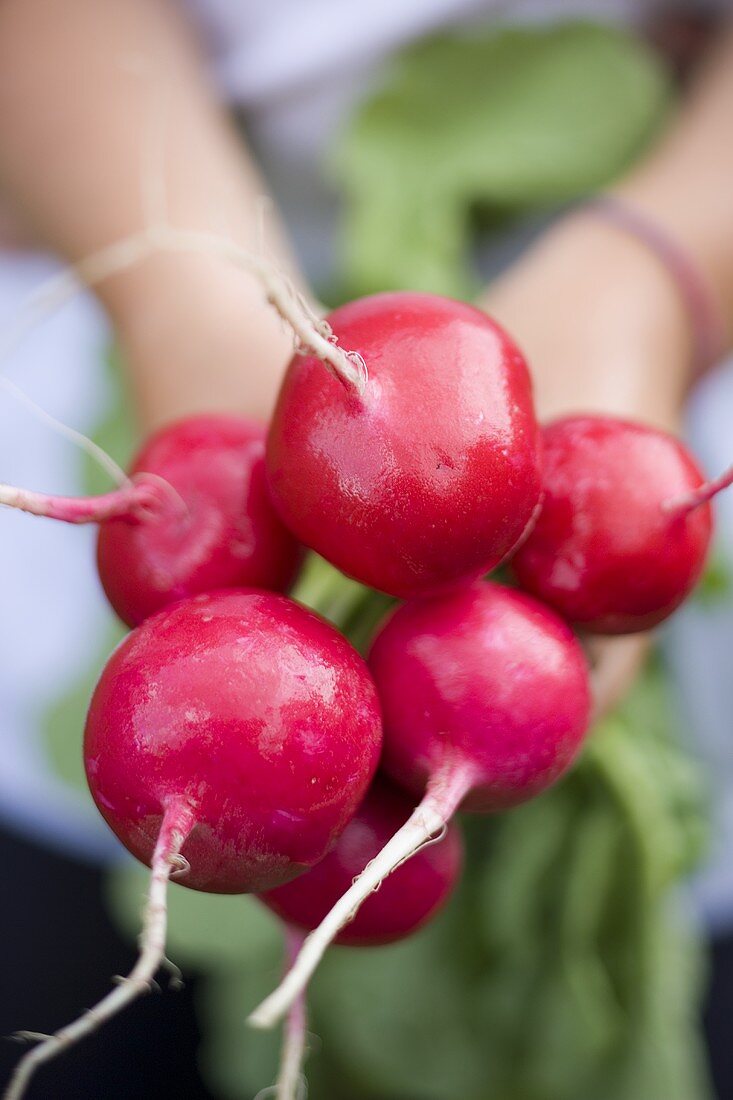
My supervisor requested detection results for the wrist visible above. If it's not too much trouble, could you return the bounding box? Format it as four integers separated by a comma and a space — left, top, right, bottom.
611, 26, 733, 353
585, 193, 727, 376
484, 211, 693, 429
611, 173, 732, 357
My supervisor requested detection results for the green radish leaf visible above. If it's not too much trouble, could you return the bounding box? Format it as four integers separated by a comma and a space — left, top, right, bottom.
476, 787, 574, 956
196, 966, 283, 1100
309, 905, 487, 1100
42, 622, 126, 793
470, 661, 711, 1100
337, 22, 671, 296
81, 345, 137, 493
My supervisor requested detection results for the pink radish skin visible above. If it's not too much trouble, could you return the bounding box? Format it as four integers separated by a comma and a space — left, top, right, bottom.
85, 589, 383, 893
6, 589, 381, 1100
511, 415, 733, 635
262, 777, 463, 946
1, 414, 303, 627
369, 583, 591, 813
266, 291, 542, 599
98, 415, 303, 626
248, 582, 590, 1028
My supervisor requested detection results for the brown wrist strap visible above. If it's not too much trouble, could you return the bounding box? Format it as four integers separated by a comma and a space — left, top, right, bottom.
586, 194, 726, 376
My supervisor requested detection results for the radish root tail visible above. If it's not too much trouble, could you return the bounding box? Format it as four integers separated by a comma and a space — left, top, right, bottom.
2, 223, 366, 395
663, 463, 733, 517
274, 928, 309, 1100
0, 216, 366, 502
4, 803, 196, 1100
247, 765, 472, 1030
0, 472, 183, 525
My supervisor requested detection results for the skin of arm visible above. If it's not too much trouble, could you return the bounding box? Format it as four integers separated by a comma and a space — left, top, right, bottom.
0, 5, 731, 431
0, 0, 300, 430
0, 3, 730, 440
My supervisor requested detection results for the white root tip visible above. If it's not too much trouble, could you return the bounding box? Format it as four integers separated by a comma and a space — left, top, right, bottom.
3, 805, 194, 1100
248, 765, 472, 1031
247, 801, 448, 1031
271, 928, 309, 1100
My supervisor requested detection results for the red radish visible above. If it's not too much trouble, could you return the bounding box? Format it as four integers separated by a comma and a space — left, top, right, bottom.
248, 581, 590, 1028
260, 779, 462, 1099
261, 777, 463, 945
86, 589, 382, 892
511, 415, 733, 635
0, 414, 303, 626
266, 292, 542, 599
6, 589, 381, 1099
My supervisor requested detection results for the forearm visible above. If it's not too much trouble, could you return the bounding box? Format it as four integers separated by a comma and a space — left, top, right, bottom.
483, 24, 733, 431
614, 24, 733, 339
0, 0, 298, 429
482, 213, 693, 429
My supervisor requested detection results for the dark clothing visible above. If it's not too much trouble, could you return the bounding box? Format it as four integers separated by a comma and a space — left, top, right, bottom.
1, 823, 732, 1099
0, 825, 213, 1099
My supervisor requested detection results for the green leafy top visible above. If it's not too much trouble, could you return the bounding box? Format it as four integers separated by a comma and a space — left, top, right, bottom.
336, 22, 671, 298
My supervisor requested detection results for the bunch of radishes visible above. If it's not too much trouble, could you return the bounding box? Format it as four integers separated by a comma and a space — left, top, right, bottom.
3, 289, 731, 1100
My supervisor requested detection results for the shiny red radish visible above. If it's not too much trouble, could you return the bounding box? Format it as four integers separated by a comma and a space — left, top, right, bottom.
511, 415, 733, 634
266, 291, 542, 599
0, 414, 303, 626
86, 589, 382, 893
261, 777, 463, 946
7, 589, 381, 1099
249, 582, 590, 1028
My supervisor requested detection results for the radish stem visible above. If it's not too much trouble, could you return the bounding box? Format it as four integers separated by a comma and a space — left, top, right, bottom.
663, 463, 733, 517
275, 928, 308, 1100
0, 472, 182, 525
